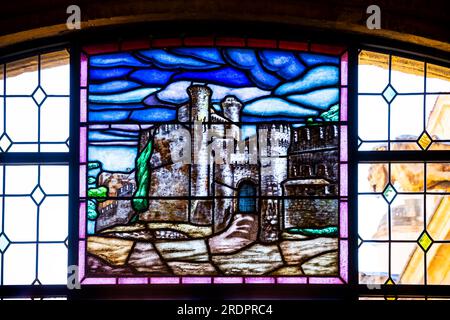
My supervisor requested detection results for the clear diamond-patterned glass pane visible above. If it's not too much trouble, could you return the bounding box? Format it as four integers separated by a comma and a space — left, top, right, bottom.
3, 244, 36, 285
0, 164, 68, 285
358, 50, 450, 151
358, 162, 450, 285
1, 50, 70, 153
6, 56, 38, 95
40, 50, 70, 96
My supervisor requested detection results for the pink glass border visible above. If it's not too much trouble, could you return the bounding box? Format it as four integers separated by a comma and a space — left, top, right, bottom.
214, 277, 243, 284
80, 53, 87, 87
182, 277, 212, 284
341, 51, 348, 86
339, 201, 348, 238
340, 87, 348, 121
78, 39, 349, 286
276, 277, 307, 284
118, 277, 149, 285
79, 165, 86, 198
150, 277, 180, 284
340, 125, 348, 162
340, 240, 348, 283
245, 277, 275, 284
309, 277, 343, 284
79, 202, 86, 239
78, 240, 85, 281
80, 89, 87, 123
82, 278, 116, 285
79, 127, 87, 163
340, 163, 348, 197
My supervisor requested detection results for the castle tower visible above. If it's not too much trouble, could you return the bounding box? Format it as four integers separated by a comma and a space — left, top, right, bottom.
189, 85, 212, 225
188, 85, 211, 122
221, 95, 243, 151
259, 124, 291, 243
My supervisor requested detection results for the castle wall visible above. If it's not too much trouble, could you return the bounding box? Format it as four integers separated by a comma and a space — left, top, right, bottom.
96, 200, 134, 232
284, 199, 338, 229
140, 123, 190, 222
96, 172, 137, 231
283, 124, 340, 230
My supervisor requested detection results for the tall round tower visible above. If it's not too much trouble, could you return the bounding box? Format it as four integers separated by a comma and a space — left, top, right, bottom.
188, 85, 213, 225
188, 84, 211, 122
259, 124, 291, 243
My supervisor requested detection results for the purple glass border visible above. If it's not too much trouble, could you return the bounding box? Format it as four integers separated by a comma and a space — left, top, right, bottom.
340, 87, 348, 121
340, 126, 348, 162
78, 240, 85, 281
182, 277, 212, 284
339, 201, 348, 238
340, 163, 348, 197
79, 202, 86, 239
82, 278, 116, 285
309, 277, 343, 284
341, 51, 348, 86
340, 240, 348, 283
214, 277, 243, 284
150, 277, 180, 284
79, 127, 87, 163
245, 277, 275, 284
276, 277, 307, 284
79, 275, 346, 286
80, 89, 87, 123
79, 165, 86, 198
80, 53, 87, 87
118, 277, 149, 285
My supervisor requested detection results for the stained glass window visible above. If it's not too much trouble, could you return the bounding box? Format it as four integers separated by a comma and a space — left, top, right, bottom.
79, 39, 348, 285
0, 38, 447, 300
358, 50, 450, 290
0, 50, 70, 286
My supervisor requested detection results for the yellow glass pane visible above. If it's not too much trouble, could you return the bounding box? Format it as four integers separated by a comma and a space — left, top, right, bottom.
426, 243, 450, 285
417, 131, 432, 150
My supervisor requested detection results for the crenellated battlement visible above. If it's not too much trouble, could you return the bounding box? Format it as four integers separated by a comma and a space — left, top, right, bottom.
188, 85, 212, 122
290, 124, 338, 152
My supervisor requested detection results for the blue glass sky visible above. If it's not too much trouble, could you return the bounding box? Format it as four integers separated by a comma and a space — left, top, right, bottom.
87, 48, 341, 171
88, 48, 340, 123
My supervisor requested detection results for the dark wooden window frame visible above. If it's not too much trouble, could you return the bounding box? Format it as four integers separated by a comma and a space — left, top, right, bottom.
0, 21, 449, 300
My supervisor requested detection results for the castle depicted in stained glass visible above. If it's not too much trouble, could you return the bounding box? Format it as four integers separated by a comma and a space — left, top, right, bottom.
87, 84, 340, 277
